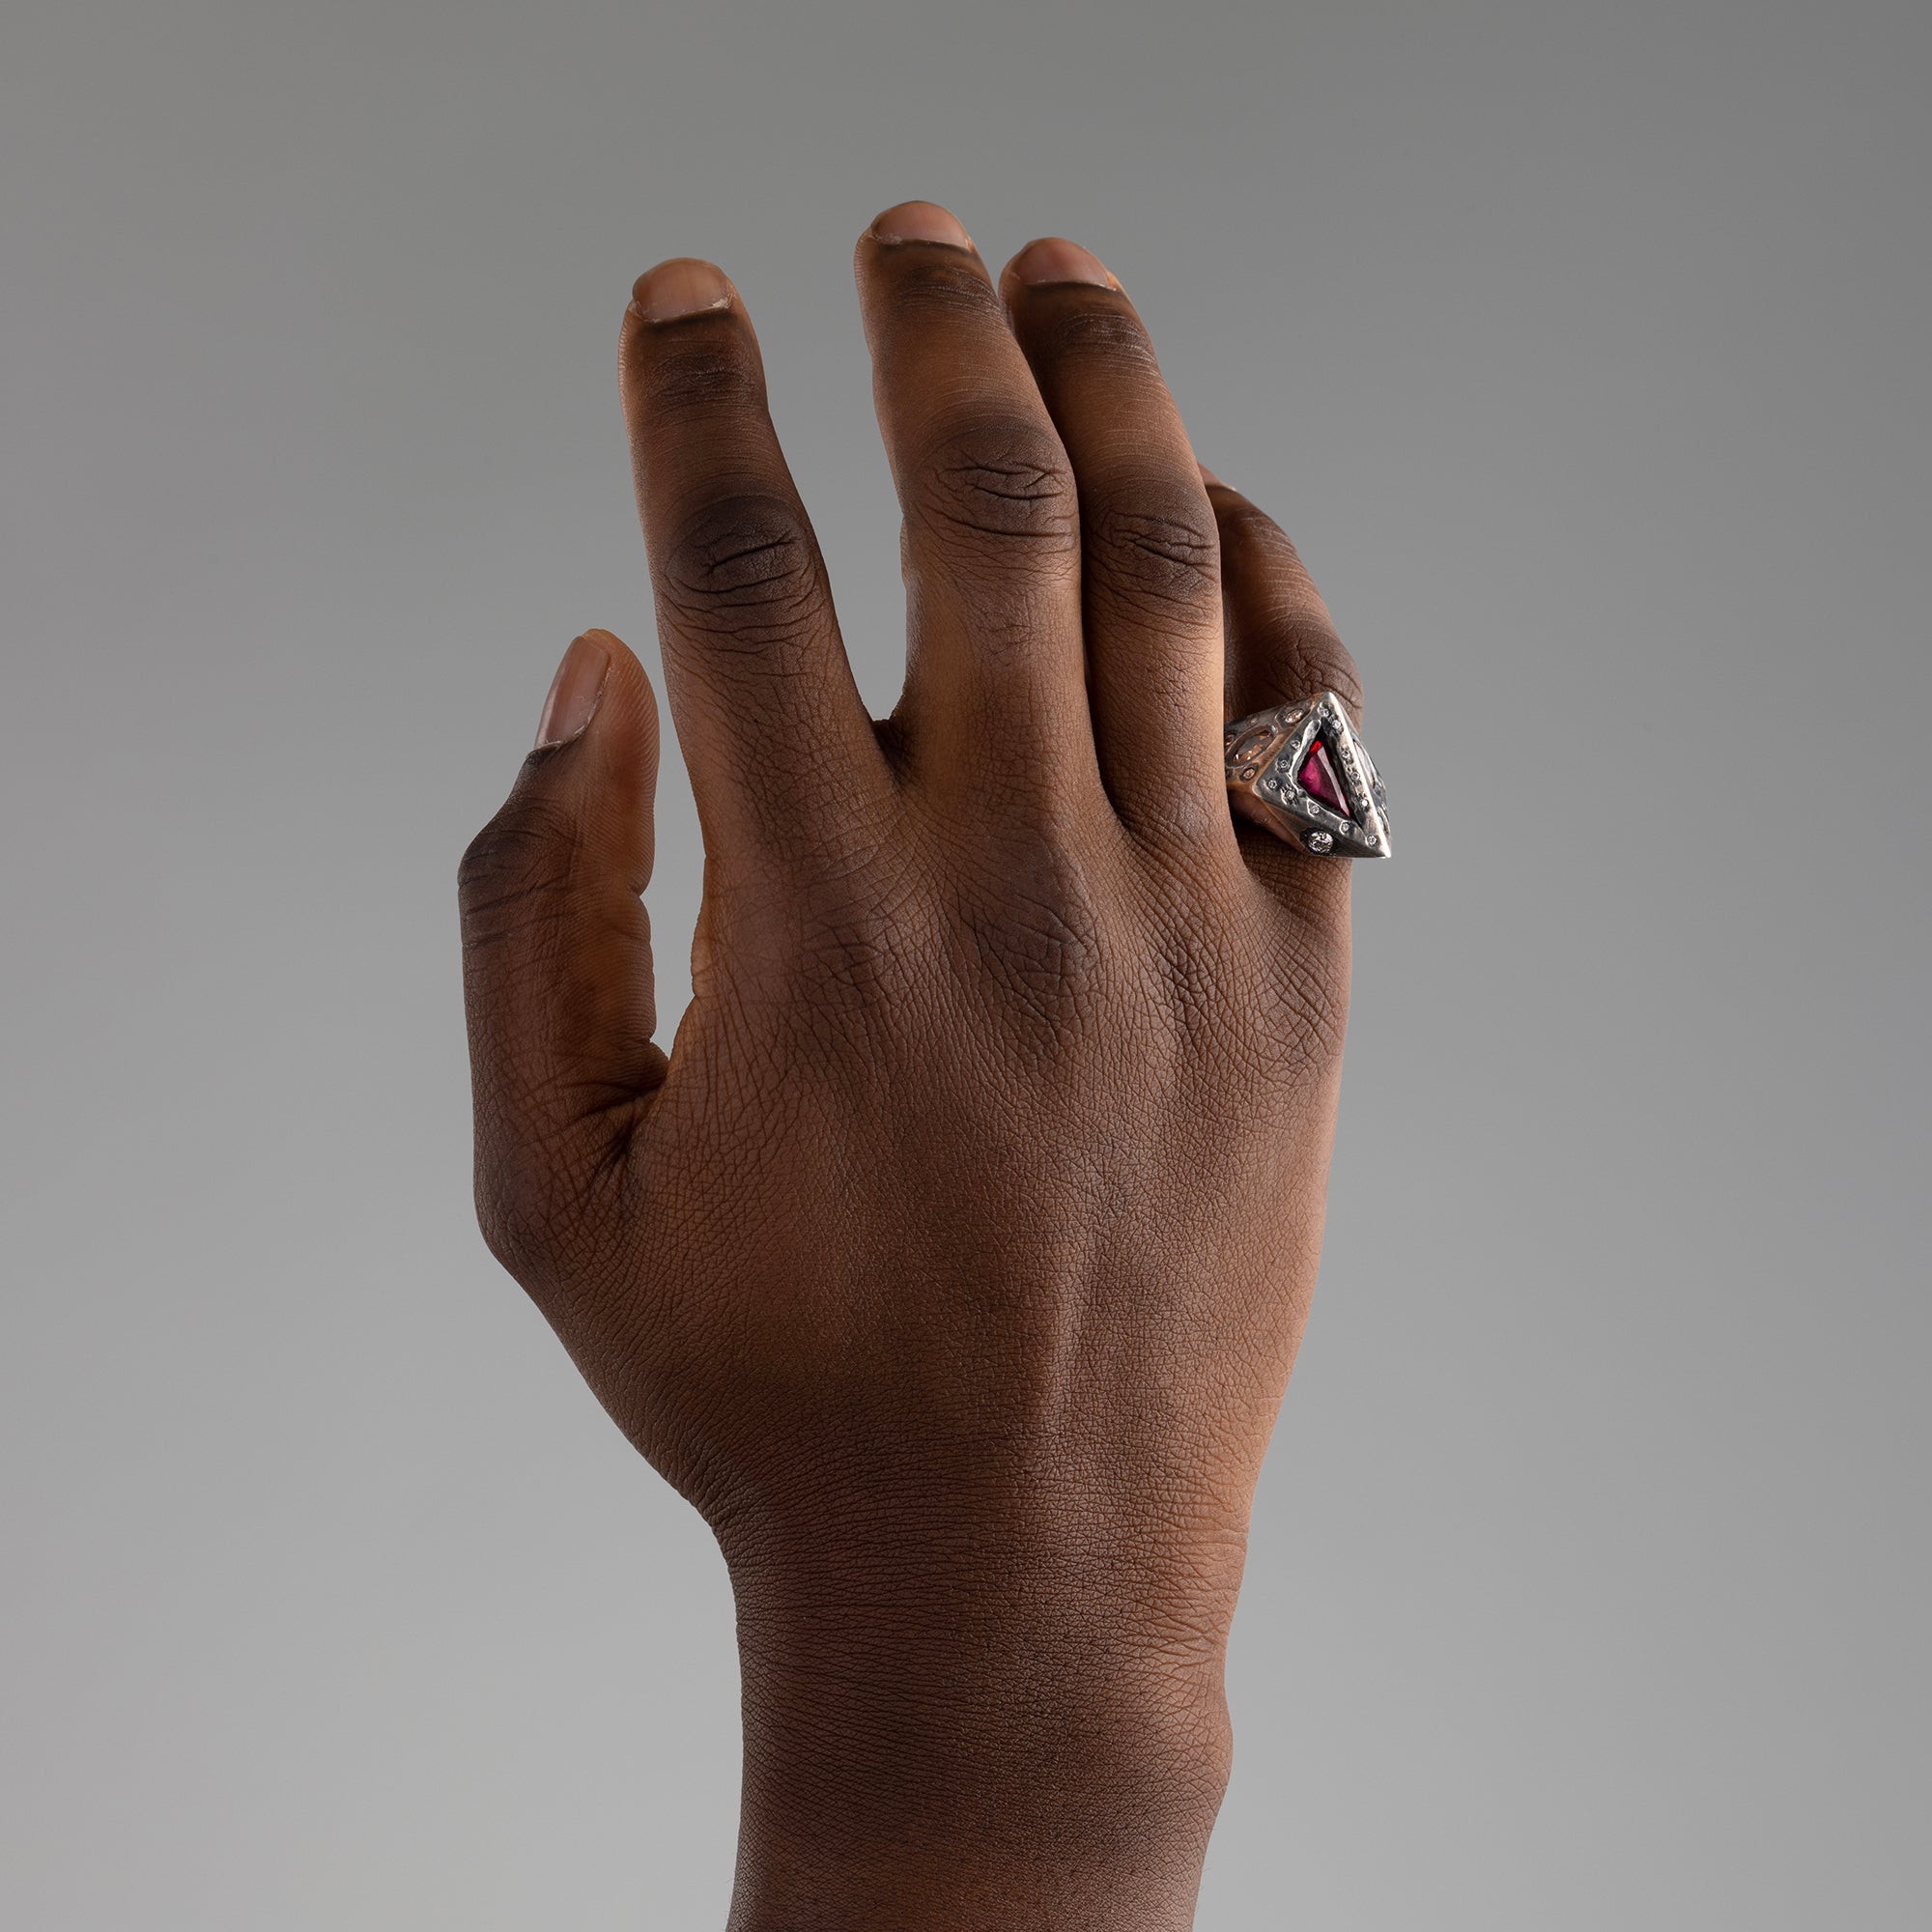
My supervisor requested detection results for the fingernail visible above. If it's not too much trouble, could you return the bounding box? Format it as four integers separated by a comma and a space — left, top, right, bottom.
535, 633, 611, 750
1008, 237, 1117, 289
629, 258, 733, 324
869, 200, 974, 248
1198, 463, 1225, 488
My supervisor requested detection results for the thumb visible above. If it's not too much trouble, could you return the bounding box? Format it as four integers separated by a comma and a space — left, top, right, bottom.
458, 629, 663, 1288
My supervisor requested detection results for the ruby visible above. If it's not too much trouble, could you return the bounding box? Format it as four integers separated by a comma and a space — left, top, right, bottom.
1298, 741, 1351, 818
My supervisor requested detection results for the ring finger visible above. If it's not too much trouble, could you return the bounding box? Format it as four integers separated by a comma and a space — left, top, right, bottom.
1205, 468, 1364, 927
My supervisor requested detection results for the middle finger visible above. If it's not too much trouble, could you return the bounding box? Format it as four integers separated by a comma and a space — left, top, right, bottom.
855, 202, 1097, 823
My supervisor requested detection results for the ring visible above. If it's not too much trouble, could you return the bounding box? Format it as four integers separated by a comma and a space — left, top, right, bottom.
1225, 693, 1390, 859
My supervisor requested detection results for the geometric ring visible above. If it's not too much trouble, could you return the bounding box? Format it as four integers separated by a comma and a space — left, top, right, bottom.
1225, 691, 1390, 859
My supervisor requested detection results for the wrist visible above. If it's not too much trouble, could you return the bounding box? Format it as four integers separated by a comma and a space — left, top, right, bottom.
721, 1520, 1239, 1929
730, 1663, 1228, 1932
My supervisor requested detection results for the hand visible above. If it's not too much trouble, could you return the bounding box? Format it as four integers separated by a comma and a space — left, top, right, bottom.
459, 201, 1363, 1931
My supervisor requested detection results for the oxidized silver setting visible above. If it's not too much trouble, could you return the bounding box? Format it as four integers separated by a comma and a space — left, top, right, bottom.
1225, 692, 1390, 859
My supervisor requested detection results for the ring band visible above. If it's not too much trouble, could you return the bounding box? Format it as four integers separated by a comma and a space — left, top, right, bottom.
1225, 693, 1390, 859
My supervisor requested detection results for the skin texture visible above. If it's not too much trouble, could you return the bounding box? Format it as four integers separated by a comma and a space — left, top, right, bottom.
458, 202, 1364, 1931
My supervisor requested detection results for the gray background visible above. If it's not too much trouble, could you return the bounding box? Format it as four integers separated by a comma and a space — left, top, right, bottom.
3, 1, 1926, 1924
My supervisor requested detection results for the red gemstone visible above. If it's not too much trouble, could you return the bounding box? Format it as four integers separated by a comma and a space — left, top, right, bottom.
1298, 741, 1351, 818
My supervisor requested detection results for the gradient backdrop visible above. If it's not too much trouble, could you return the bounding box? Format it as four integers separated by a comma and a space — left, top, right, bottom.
4, 2, 1927, 1925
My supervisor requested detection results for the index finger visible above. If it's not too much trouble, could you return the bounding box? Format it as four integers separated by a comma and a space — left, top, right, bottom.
622, 258, 894, 874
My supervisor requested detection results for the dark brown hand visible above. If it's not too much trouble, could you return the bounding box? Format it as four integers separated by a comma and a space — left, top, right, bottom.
459, 201, 1363, 1931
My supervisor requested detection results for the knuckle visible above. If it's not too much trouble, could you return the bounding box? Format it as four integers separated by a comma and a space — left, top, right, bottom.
958, 834, 1108, 1042
696, 856, 923, 1065
1041, 300, 1161, 378
782, 867, 913, 1009
1088, 486, 1221, 612
1321, 640, 1367, 722
659, 492, 831, 652
473, 1148, 551, 1281
474, 1114, 629, 1293
798, 853, 922, 994
641, 333, 764, 423
790, 895, 921, 1041
1217, 498, 1306, 575
458, 797, 580, 939
1142, 832, 1351, 1076
473, 1144, 577, 1291
975, 898, 1104, 1039
1149, 910, 1238, 1049
911, 415, 1079, 554
887, 256, 1008, 327
1262, 625, 1365, 723
799, 908, 899, 1007
1215, 504, 1367, 716
1234, 862, 1352, 1067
